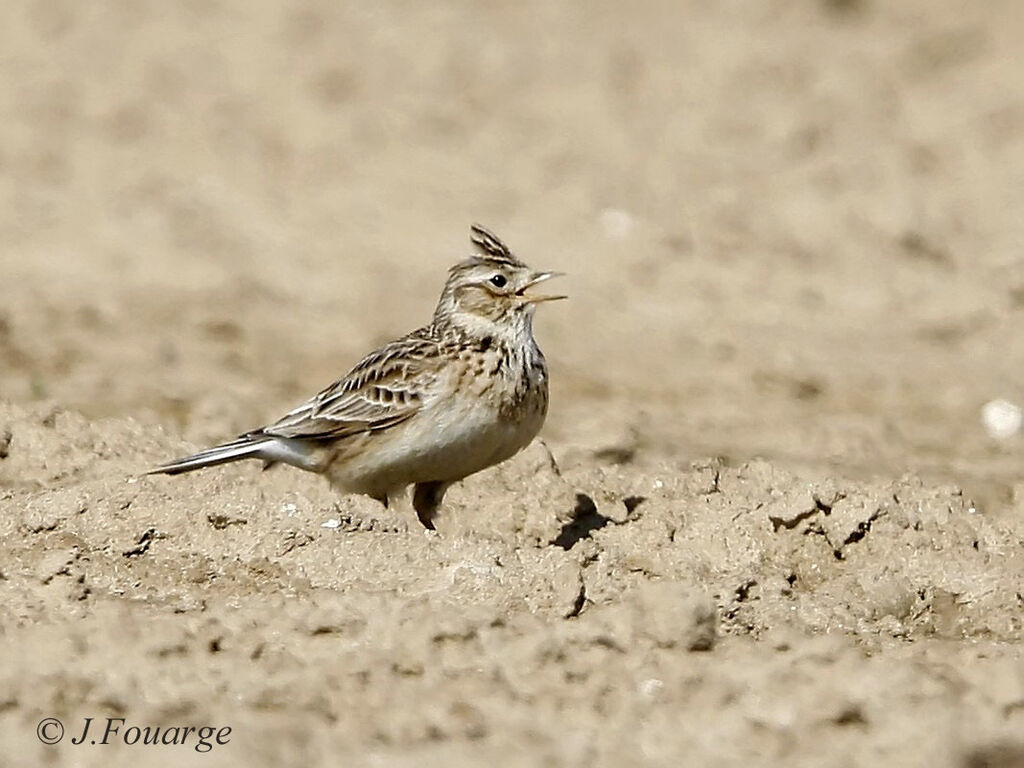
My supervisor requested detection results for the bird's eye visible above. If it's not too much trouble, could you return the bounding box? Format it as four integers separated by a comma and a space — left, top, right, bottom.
489, 274, 507, 288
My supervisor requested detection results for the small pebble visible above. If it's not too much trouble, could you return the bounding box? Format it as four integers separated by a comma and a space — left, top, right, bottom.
981, 399, 1022, 440
599, 208, 634, 239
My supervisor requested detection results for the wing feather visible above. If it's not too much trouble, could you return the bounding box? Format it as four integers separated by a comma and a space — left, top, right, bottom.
258, 328, 442, 441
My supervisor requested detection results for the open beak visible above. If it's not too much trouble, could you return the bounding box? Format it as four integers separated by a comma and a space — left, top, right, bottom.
517, 271, 567, 304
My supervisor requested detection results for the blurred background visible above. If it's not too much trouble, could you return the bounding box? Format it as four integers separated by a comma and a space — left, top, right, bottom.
1, 0, 1023, 505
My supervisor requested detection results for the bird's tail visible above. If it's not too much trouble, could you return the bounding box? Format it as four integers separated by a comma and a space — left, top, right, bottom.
146, 436, 274, 476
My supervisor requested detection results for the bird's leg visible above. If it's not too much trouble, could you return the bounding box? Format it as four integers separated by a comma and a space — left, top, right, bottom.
384, 488, 422, 530
412, 481, 449, 530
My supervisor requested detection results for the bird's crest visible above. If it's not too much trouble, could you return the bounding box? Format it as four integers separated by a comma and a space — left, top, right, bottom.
469, 224, 524, 266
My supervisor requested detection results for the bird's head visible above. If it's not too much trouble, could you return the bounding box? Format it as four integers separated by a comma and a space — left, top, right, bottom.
434, 225, 565, 337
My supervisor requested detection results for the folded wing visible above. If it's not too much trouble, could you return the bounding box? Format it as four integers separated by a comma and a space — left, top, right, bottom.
259, 329, 441, 442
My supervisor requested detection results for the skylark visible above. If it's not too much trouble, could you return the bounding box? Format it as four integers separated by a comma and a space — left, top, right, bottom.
148, 225, 564, 529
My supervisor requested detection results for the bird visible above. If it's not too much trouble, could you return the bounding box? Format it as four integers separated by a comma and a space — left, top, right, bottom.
147, 224, 565, 530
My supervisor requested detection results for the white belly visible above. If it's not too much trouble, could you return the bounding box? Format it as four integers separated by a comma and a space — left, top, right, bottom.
328, 391, 544, 495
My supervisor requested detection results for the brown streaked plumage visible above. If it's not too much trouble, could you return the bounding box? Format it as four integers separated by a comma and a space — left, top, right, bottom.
147, 224, 564, 529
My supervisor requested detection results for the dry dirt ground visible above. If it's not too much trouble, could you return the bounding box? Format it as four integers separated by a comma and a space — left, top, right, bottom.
2, 1, 1024, 766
